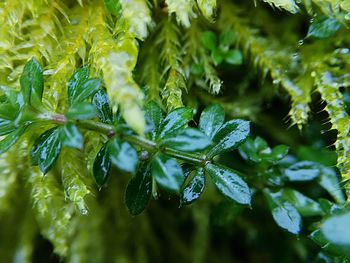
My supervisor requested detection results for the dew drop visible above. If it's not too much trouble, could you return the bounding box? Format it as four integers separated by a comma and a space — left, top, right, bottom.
297, 39, 304, 47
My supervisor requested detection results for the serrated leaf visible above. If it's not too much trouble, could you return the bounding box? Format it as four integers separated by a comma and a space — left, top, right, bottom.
321, 210, 350, 249
60, 123, 83, 150
72, 78, 102, 104
205, 163, 251, 205
201, 31, 217, 51
93, 143, 111, 186
158, 107, 193, 138
318, 167, 345, 204
92, 89, 113, 124
0, 125, 27, 155
307, 17, 341, 40
68, 67, 89, 106
225, 49, 243, 65
66, 103, 96, 120
145, 101, 163, 140
108, 138, 138, 173
199, 104, 225, 139
208, 119, 250, 157
160, 128, 212, 152
124, 165, 152, 215
181, 168, 205, 205
20, 58, 44, 106
284, 161, 320, 182
151, 154, 184, 193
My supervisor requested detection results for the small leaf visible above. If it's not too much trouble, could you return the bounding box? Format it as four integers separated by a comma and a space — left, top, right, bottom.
38, 128, 62, 174
219, 31, 236, 50
181, 168, 205, 205
225, 49, 243, 65
208, 119, 250, 157
318, 167, 345, 204
92, 89, 113, 124
66, 102, 96, 120
307, 16, 342, 40
124, 165, 152, 215
205, 163, 251, 205
73, 78, 102, 104
30, 128, 57, 165
267, 145, 289, 163
158, 107, 193, 138
68, 67, 89, 106
104, 0, 122, 16
0, 125, 27, 155
145, 101, 163, 139
211, 49, 224, 65
310, 229, 346, 256
108, 138, 138, 173
284, 161, 320, 182
151, 154, 184, 193
20, 58, 44, 105
93, 143, 111, 186
199, 104, 225, 139
160, 128, 212, 152
60, 123, 83, 150
321, 210, 350, 248
201, 31, 217, 51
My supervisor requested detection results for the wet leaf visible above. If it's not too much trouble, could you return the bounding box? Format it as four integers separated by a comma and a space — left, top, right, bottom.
68, 67, 89, 106
93, 143, 111, 186
310, 229, 346, 256
205, 163, 251, 205
72, 78, 102, 104
92, 89, 113, 124
199, 104, 225, 139
208, 119, 250, 157
307, 17, 341, 40
284, 161, 320, 182
318, 167, 345, 204
0, 125, 27, 155
225, 49, 242, 65
160, 128, 212, 152
124, 165, 152, 215
66, 102, 96, 120
151, 154, 184, 193
159, 107, 192, 138
20, 58, 44, 105
145, 101, 163, 139
108, 137, 138, 173
181, 168, 205, 205
60, 123, 83, 150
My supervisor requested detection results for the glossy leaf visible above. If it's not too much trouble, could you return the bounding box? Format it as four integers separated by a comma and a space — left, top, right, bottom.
318, 167, 345, 204
284, 161, 320, 182
145, 101, 163, 139
205, 163, 251, 205
68, 67, 89, 106
124, 166, 152, 215
321, 210, 350, 248
158, 108, 193, 138
0, 125, 27, 155
66, 102, 96, 120
38, 128, 62, 174
151, 154, 184, 193
92, 89, 113, 124
20, 58, 44, 105
0, 119, 16, 136
160, 128, 212, 152
199, 104, 225, 139
30, 128, 57, 165
219, 31, 236, 50
201, 31, 217, 51
310, 229, 346, 256
72, 78, 102, 104
60, 123, 83, 150
108, 138, 138, 173
212, 49, 224, 65
208, 119, 250, 157
181, 168, 205, 205
307, 17, 341, 40
225, 49, 242, 65
93, 143, 111, 186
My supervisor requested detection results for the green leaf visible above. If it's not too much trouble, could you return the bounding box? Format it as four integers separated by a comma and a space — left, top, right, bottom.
321, 210, 350, 249
66, 102, 96, 120
205, 163, 251, 205
281, 188, 322, 217
158, 107, 193, 138
318, 167, 345, 204
151, 154, 184, 193
124, 165, 152, 215
225, 49, 243, 65
160, 128, 212, 152
68, 67, 89, 106
59, 123, 83, 150
72, 78, 102, 104
199, 104, 225, 139
310, 229, 346, 256
201, 31, 217, 51
92, 89, 113, 124
36, 128, 62, 174
208, 119, 250, 157
0, 125, 27, 155
211, 49, 224, 65
93, 143, 111, 186
145, 101, 163, 140
20, 58, 44, 105
267, 145, 289, 163
307, 16, 342, 40
284, 161, 320, 182
108, 138, 138, 173
181, 168, 205, 205
219, 31, 236, 51
264, 190, 302, 234
30, 128, 57, 165
104, 0, 122, 16
0, 119, 16, 136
